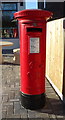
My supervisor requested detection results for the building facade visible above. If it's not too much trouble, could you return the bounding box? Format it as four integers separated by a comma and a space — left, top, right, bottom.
0, 0, 25, 52
38, 1, 65, 20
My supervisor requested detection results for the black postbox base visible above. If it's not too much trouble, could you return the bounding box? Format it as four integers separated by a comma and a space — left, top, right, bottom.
20, 92, 46, 110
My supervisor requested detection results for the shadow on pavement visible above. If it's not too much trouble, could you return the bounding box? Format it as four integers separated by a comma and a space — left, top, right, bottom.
36, 97, 65, 116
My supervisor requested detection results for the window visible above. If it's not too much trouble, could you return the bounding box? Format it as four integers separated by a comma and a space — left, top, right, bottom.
0, 2, 18, 38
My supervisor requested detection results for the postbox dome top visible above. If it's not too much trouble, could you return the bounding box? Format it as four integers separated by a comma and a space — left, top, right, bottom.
14, 9, 53, 21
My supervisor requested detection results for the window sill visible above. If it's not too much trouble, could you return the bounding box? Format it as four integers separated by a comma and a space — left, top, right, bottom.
1, 37, 19, 39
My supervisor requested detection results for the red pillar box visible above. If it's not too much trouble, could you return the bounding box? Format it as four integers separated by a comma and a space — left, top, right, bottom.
14, 9, 52, 109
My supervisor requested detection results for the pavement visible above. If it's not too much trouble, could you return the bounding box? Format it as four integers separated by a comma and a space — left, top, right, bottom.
1, 54, 65, 119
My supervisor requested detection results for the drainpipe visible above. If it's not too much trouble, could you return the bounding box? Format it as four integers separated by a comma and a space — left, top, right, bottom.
44, 0, 46, 9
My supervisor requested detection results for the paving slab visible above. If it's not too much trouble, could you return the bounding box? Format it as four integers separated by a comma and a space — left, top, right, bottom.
1, 55, 65, 119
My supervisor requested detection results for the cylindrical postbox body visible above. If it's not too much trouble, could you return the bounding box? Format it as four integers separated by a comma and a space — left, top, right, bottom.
14, 9, 52, 109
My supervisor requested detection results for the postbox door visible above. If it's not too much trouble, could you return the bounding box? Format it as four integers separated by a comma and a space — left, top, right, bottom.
27, 34, 46, 95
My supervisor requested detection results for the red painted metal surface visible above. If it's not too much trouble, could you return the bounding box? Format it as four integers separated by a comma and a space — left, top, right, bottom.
14, 10, 52, 95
